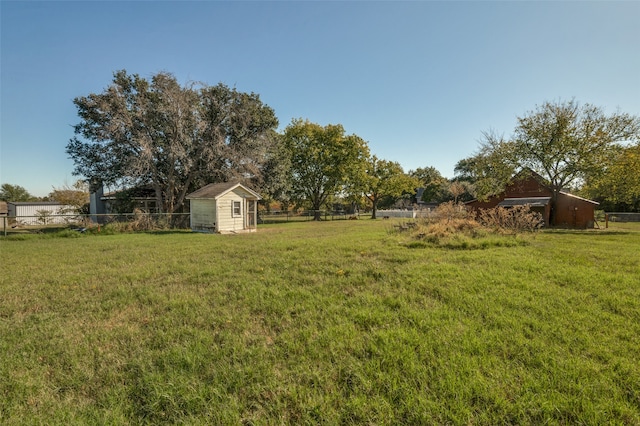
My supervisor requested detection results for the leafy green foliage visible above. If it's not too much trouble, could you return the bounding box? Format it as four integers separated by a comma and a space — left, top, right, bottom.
454, 130, 520, 201
254, 130, 292, 208
67, 70, 279, 213
364, 157, 418, 219
582, 143, 640, 211
513, 100, 639, 195
410, 166, 449, 202
283, 119, 370, 219
48, 180, 89, 214
0, 183, 36, 202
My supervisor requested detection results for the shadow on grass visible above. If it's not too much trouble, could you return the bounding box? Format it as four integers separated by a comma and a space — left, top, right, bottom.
145, 229, 194, 235
542, 229, 633, 236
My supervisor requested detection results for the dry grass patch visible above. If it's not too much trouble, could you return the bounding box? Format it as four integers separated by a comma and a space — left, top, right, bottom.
400, 202, 538, 249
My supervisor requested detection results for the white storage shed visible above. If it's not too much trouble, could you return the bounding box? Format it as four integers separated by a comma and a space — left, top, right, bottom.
186, 182, 261, 233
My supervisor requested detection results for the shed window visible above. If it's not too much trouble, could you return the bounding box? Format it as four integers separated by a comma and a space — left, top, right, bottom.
232, 201, 241, 217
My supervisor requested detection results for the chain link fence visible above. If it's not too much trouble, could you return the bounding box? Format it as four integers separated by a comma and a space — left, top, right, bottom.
258, 210, 371, 223
2, 213, 191, 236
2, 210, 368, 235
3, 210, 381, 235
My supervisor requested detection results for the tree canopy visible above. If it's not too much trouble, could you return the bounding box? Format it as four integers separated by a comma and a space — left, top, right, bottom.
66, 70, 279, 213
0, 183, 35, 202
364, 157, 418, 219
582, 143, 640, 211
513, 100, 639, 195
410, 166, 449, 203
454, 130, 520, 200
283, 119, 370, 220
48, 180, 90, 214
457, 100, 640, 221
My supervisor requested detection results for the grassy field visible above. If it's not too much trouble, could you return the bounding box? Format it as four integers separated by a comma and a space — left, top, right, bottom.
1, 220, 639, 424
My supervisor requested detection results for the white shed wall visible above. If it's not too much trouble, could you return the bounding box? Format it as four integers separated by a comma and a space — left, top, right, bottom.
216, 191, 246, 232
190, 199, 217, 232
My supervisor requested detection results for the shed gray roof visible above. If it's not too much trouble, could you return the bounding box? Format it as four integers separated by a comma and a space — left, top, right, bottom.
186, 182, 261, 200
497, 197, 551, 207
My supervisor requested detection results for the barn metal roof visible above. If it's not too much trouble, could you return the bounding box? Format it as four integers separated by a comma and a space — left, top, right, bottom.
497, 197, 551, 207
6, 201, 72, 206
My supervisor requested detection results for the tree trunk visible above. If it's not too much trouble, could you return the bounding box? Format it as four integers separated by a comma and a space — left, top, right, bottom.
153, 184, 165, 214
311, 192, 324, 221
369, 194, 378, 219
549, 190, 559, 226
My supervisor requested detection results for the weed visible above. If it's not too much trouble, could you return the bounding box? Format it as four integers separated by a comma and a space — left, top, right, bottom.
410, 202, 540, 248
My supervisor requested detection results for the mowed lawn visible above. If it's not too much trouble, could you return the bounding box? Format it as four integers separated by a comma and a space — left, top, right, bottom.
1, 220, 639, 424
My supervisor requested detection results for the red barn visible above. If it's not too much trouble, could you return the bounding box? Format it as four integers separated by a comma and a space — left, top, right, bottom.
466, 170, 599, 228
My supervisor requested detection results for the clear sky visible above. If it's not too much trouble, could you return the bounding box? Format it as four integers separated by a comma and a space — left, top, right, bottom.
1, 1, 639, 197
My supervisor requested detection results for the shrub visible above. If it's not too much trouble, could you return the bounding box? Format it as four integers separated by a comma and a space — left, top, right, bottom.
411, 202, 484, 246
428, 201, 471, 223
35, 209, 53, 225
478, 205, 542, 234
102, 209, 170, 233
408, 202, 537, 248
51, 229, 85, 238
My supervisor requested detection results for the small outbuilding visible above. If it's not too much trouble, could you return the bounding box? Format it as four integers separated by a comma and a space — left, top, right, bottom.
7, 201, 77, 225
466, 169, 599, 228
186, 182, 261, 233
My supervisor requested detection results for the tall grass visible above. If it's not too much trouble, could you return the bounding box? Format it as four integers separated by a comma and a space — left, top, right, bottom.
1, 220, 639, 424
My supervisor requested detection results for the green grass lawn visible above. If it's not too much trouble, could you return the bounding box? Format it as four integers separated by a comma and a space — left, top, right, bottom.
1, 220, 639, 424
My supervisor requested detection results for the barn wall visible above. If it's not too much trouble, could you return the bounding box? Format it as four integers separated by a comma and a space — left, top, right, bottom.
190, 199, 217, 232
466, 175, 599, 228
554, 195, 596, 228
504, 177, 552, 198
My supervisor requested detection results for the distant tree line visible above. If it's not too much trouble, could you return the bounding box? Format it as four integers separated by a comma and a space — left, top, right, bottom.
64, 70, 421, 219
4, 72, 639, 220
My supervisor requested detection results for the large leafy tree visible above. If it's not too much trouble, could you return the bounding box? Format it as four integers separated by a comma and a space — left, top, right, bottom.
66, 70, 278, 213
582, 143, 640, 211
457, 101, 640, 224
48, 180, 90, 214
283, 119, 370, 220
410, 166, 449, 203
454, 130, 520, 200
0, 183, 35, 202
513, 100, 639, 194
364, 157, 418, 219
254, 130, 292, 209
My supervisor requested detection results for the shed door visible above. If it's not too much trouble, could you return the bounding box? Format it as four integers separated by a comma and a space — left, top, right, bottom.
247, 200, 256, 228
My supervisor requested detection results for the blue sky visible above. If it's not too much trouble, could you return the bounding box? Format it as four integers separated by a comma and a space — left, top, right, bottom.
2, 1, 639, 197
